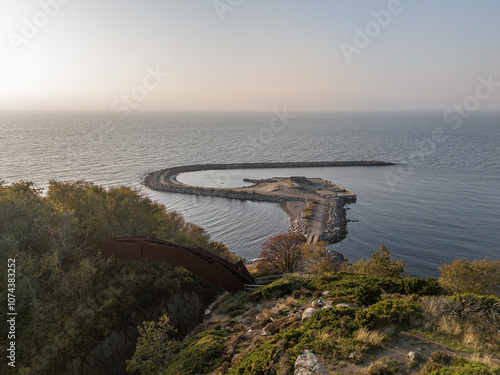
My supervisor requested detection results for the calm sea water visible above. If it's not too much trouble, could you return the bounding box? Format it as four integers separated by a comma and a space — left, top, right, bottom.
1, 111, 499, 277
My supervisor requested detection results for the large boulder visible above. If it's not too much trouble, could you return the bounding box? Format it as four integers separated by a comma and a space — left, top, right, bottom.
294, 350, 327, 375
324, 249, 345, 264
301, 307, 318, 323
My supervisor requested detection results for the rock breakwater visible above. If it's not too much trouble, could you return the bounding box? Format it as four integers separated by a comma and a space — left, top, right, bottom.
146, 160, 394, 186
319, 198, 350, 244
143, 161, 393, 245
145, 170, 304, 203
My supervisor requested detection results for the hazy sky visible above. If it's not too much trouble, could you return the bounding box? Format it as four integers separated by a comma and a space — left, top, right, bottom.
1, 0, 499, 111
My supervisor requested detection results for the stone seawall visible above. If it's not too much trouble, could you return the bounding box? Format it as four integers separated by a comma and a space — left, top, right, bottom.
143, 160, 393, 202
144, 170, 304, 203
319, 198, 349, 244
145, 160, 394, 187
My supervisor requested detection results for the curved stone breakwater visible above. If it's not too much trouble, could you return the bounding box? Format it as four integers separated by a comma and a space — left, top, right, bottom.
146, 160, 393, 184
144, 169, 304, 203
143, 161, 394, 245
144, 160, 393, 201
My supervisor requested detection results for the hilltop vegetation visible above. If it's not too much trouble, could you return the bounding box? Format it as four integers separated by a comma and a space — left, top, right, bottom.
0, 181, 235, 374
129, 250, 499, 375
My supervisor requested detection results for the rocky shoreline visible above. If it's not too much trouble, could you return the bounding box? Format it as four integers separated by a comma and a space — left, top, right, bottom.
319, 198, 349, 243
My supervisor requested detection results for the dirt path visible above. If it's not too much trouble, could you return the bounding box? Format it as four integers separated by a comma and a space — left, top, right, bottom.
307, 200, 327, 244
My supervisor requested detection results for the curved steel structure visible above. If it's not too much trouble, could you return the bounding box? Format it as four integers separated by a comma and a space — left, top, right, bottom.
91, 235, 255, 293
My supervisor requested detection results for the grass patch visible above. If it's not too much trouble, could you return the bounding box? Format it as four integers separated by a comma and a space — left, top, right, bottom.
366, 357, 402, 375
408, 329, 475, 353
228, 329, 302, 375
418, 294, 500, 354
165, 330, 227, 375
254, 276, 308, 300
216, 291, 253, 316
420, 352, 500, 375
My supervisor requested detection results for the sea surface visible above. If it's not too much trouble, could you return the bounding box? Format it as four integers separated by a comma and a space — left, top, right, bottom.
1, 111, 499, 277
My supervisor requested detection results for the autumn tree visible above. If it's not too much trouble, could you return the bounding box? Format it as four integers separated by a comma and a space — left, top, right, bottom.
438, 258, 500, 296
259, 233, 305, 274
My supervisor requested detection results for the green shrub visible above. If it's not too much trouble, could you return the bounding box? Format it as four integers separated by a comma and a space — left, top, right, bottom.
424, 356, 499, 375
256, 276, 307, 300
352, 246, 406, 278
438, 258, 500, 296
366, 357, 402, 375
306, 272, 378, 298
402, 277, 441, 295
366, 298, 421, 326
302, 306, 359, 332
126, 315, 180, 375
354, 283, 382, 306
165, 330, 227, 375
430, 351, 453, 365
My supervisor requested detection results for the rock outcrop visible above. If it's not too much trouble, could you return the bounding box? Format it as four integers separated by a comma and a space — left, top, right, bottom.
294, 350, 327, 375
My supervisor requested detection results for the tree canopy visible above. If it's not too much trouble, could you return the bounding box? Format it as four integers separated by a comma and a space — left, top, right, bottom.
0, 180, 232, 374
259, 232, 305, 274
351, 245, 406, 278
438, 258, 500, 296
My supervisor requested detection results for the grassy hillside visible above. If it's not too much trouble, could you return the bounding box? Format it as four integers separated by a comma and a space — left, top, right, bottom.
129, 272, 499, 374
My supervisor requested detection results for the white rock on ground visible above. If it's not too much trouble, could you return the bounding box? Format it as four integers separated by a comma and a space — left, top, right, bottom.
294, 350, 327, 375
301, 307, 318, 323
408, 351, 421, 362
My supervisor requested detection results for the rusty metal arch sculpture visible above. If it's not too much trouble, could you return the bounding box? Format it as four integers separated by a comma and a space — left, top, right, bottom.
91, 235, 256, 293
